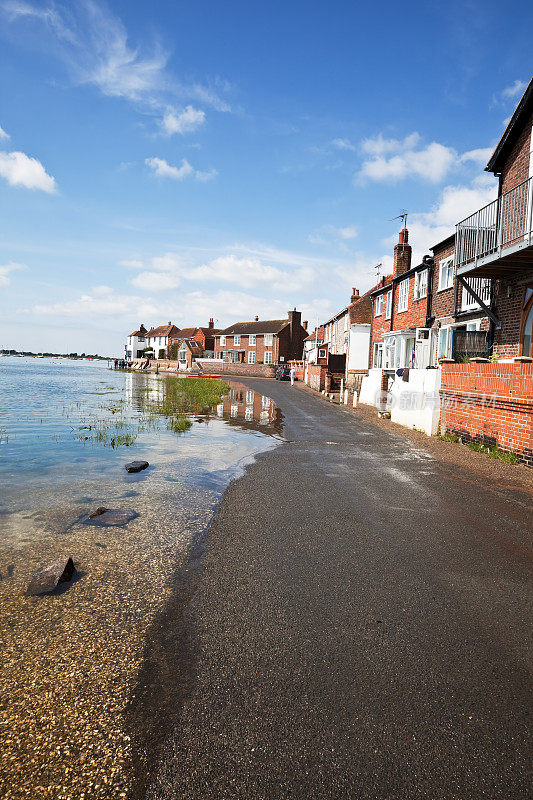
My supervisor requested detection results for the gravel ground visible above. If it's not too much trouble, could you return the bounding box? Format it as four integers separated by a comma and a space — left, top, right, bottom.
133, 378, 532, 800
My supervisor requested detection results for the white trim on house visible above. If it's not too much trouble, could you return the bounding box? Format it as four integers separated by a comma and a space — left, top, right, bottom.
398, 278, 409, 312
438, 256, 455, 291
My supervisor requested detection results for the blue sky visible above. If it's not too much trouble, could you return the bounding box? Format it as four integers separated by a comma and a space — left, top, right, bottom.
0, 0, 530, 355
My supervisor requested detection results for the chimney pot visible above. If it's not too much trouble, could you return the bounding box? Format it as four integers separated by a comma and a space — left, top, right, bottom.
303, 320, 308, 330
254, 315, 259, 321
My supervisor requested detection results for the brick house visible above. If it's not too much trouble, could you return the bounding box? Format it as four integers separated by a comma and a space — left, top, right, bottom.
215, 310, 308, 366
176, 338, 203, 370
369, 228, 434, 372
429, 233, 491, 363
303, 326, 327, 365
439, 76, 533, 463
144, 322, 181, 359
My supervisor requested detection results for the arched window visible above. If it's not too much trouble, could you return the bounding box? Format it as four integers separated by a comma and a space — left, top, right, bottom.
521, 298, 533, 357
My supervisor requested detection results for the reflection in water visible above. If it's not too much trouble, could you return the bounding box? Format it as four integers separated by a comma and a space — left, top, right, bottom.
215, 381, 282, 435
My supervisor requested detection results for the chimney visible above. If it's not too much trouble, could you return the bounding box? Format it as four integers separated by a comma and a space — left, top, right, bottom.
209, 317, 214, 329
393, 228, 412, 277
302, 320, 308, 331
350, 287, 360, 303
254, 315, 259, 321
287, 308, 302, 358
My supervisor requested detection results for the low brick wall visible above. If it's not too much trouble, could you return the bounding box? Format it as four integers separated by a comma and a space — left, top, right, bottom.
440, 360, 533, 465
306, 364, 326, 392
199, 361, 276, 379
288, 360, 305, 380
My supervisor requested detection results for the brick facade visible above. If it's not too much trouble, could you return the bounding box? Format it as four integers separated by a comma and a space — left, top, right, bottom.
215, 311, 308, 366
440, 361, 533, 465
492, 270, 533, 358
500, 109, 533, 194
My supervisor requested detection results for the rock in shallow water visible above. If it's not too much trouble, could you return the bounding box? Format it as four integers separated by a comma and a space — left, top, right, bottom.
83, 508, 139, 527
89, 506, 109, 518
124, 460, 149, 473
27, 557, 76, 596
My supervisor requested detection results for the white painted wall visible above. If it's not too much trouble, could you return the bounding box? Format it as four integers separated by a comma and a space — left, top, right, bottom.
390, 368, 441, 436
124, 334, 146, 359
347, 323, 371, 371
359, 368, 390, 409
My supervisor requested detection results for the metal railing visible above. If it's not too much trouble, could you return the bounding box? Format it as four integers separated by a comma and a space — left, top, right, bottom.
456, 175, 533, 269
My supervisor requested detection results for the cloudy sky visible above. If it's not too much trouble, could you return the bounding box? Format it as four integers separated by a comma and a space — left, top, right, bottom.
0, 0, 530, 355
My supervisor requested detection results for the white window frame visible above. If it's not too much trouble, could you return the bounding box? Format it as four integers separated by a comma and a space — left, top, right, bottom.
220, 335, 226, 346
438, 326, 452, 359
414, 269, 428, 300
385, 290, 392, 319
318, 348, 326, 359
398, 278, 409, 313
248, 334, 256, 346
373, 342, 383, 368
262, 395, 271, 409
246, 389, 254, 404
248, 350, 256, 364
461, 277, 491, 311
375, 294, 383, 316
264, 350, 273, 364
230, 404, 238, 418
233, 334, 241, 346
438, 256, 454, 292
264, 333, 273, 347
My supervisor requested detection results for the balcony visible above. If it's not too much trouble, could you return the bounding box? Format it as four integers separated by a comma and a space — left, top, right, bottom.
456, 175, 533, 277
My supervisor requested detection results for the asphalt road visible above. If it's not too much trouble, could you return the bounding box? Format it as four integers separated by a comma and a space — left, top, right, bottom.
129, 379, 532, 800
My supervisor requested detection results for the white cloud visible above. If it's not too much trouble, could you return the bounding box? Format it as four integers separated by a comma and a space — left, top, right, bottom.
358, 132, 496, 184
145, 156, 217, 182
0, 261, 25, 287
460, 147, 493, 166
31, 285, 167, 319
161, 105, 206, 135
382, 173, 498, 262
145, 156, 194, 180
331, 137, 356, 151
122, 250, 316, 294
130, 271, 181, 291
1, 1, 231, 114
0, 150, 56, 192
308, 224, 358, 245
501, 79, 527, 100
0, 124, 10, 140
358, 138, 456, 183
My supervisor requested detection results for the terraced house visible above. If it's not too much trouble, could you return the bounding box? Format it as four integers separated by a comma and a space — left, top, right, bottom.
214, 310, 308, 366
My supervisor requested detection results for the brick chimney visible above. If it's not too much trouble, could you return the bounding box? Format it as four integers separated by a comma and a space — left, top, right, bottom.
302, 320, 308, 331
208, 317, 214, 329
351, 287, 360, 303
254, 315, 259, 321
393, 228, 411, 277
288, 308, 302, 358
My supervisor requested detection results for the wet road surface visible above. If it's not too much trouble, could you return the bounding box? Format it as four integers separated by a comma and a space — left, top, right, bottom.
133, 379, 532, 800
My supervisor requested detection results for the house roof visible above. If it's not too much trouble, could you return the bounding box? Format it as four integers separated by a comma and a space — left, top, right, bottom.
218, 319, 288, 335
486, 76, 533, 175
176, 327, 198, 339
348, 286, 375, 324
129, 324, 148, 337
146, 323, 180, 338
304, 325, 325, 342
181, 339, 203, 352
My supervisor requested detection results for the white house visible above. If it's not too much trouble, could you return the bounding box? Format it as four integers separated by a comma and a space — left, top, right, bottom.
144, 322, 181, 359
124, 324, 148, 360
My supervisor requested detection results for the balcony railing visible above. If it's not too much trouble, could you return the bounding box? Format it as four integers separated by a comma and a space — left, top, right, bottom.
456, 175, 533, 269
461, 276, 491, 311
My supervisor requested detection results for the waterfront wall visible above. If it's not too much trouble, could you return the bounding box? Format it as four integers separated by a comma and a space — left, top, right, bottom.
198, 360, 276, 379
439, 359, 533, 464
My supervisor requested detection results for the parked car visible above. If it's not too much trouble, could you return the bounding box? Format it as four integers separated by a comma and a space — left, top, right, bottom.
275, 365, 291, 380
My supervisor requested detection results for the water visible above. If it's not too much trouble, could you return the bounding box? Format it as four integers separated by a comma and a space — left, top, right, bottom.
0, 356, 282, 800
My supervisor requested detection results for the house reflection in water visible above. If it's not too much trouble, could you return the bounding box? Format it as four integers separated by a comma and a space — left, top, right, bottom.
217, 382, 282, 435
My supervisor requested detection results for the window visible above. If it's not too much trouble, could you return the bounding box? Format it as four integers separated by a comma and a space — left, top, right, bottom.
231, 405, 238, 418
375, 294, 383, 316
246, 390, 254, 404
264, 333, 273, 346
318, 348, 326, 358
178, 350, 187, 362
461, 277, 491, 311
249, 334, 256, 346
234, 335, 241, 346
414, 269, 427, 300
216, 403, 224, 417
264, 350, 273, 364
398, 278, 409, 312
248, 350, 256, 364
373, 342, 383, 368
438, 257, 454, 291
438, 327, 452, 359
230, 351, 240, 363
262, 395, 271, 409
522, 302, 533, 357
220, 335, 226, 346
245, 408, 253, 421
385, 290, 392, 319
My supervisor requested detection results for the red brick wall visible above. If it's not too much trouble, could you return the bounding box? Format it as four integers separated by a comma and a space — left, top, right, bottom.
501, 110, 533, 194
200, 360, 275, 378
306, 364, 326, 391
430, 240, 456, 324
493, 271, 533, 357
392, 270, 429, 330
439, 361, 533, 464
370, 285, 392, 365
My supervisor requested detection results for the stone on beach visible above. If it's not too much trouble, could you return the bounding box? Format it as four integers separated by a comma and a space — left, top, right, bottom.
27, 557, 76, 596
124, 460, 149, 473
83, 508, 139, 527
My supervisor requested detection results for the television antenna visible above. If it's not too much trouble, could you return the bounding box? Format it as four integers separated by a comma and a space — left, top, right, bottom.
374, 262, 383, 283
390, 209, 408, 228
